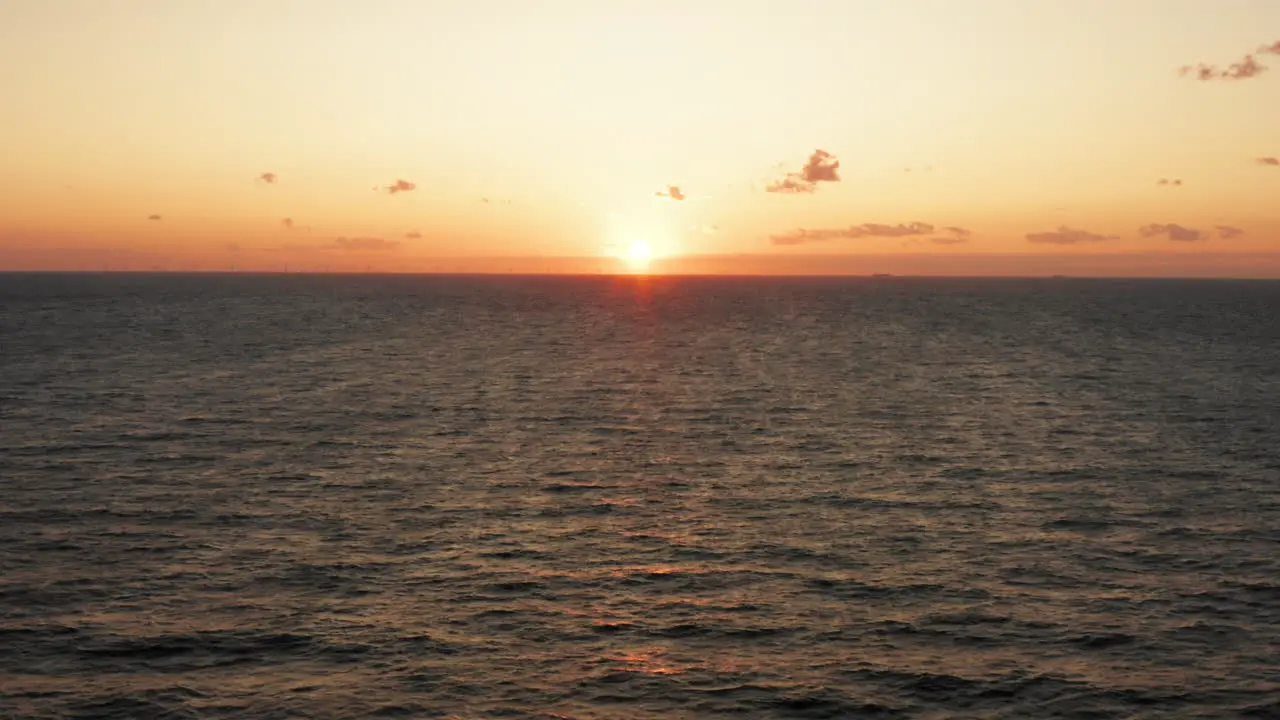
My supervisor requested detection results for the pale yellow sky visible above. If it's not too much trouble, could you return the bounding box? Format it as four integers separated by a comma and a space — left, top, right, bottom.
1, 0, 1278, 273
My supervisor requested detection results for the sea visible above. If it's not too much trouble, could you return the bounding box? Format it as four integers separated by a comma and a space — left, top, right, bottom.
1, 272, 1277, 719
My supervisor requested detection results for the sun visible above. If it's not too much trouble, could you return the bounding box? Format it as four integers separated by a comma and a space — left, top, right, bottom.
622, 240, 654, 272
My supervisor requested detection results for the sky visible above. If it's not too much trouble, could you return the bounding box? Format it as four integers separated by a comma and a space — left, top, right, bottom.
2, 0, 1279, 275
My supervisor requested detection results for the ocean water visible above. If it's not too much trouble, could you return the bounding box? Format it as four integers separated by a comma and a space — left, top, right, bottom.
1, 272, 1277, 719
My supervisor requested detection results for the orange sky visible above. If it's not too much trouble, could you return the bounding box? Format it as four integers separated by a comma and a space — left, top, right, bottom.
2, 0, 1279, 275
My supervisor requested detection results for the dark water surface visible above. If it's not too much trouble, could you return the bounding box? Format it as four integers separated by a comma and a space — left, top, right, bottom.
1, 272, 1278, 719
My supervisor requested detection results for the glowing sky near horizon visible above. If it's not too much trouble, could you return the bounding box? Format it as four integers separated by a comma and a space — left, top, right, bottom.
1, 0, 1279, 273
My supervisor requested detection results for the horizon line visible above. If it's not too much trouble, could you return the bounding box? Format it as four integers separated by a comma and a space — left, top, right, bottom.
5, 269, 1280, 282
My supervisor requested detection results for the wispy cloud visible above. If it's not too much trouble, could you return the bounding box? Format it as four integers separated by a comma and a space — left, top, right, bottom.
404, 231, 422, 239
331, 237, 401, 251
1157, 178, 1183, 186
656, 185, 686, 200
1215, 225, 1245, 239
1258, 156, 1279, 166
259, 172, 278, 184
1026, 226, 1116, 245
771, 221, 933, 245
932, 226, 972, 245
382, 179, 416, 194
1259, 40, 1280, 55
147, 214, 162, 221
1138, 223, 1205, 242
1180, 54, 1268, 81
765, 176, 818, 194
766, 150, 841, 194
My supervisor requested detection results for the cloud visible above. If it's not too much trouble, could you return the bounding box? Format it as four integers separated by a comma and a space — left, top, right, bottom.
766, 149, 841, 194
932, 226, 972, 245
1138, 223, 1205, 242
1224, 56, 1267, 78
404, 231, 422, 239
383, 179, 416, 194
1026, 226, 1116, 245
771, 221, 933, 245
1180, 54, 1268, 81
1215, 225, 1244, 239
856, 222, 934, 237
765, 176, 818, 194
1258, 157, 1279, 166
1259, 40, 1280, 55
800, 149, 840, 183
281, 218, 293, 230
147, 214, 162, 221
259, 172, 277, 184
1157, 178, 1183, 186
656, 185, 686, 200
331, 236, 401, 251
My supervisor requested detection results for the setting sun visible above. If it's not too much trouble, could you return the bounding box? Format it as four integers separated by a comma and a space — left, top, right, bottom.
623, 240, 655, 272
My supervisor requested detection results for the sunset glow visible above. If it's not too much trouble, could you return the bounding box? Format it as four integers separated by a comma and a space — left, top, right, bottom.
1, 1, 1279, 275
622, 240, 655, 273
